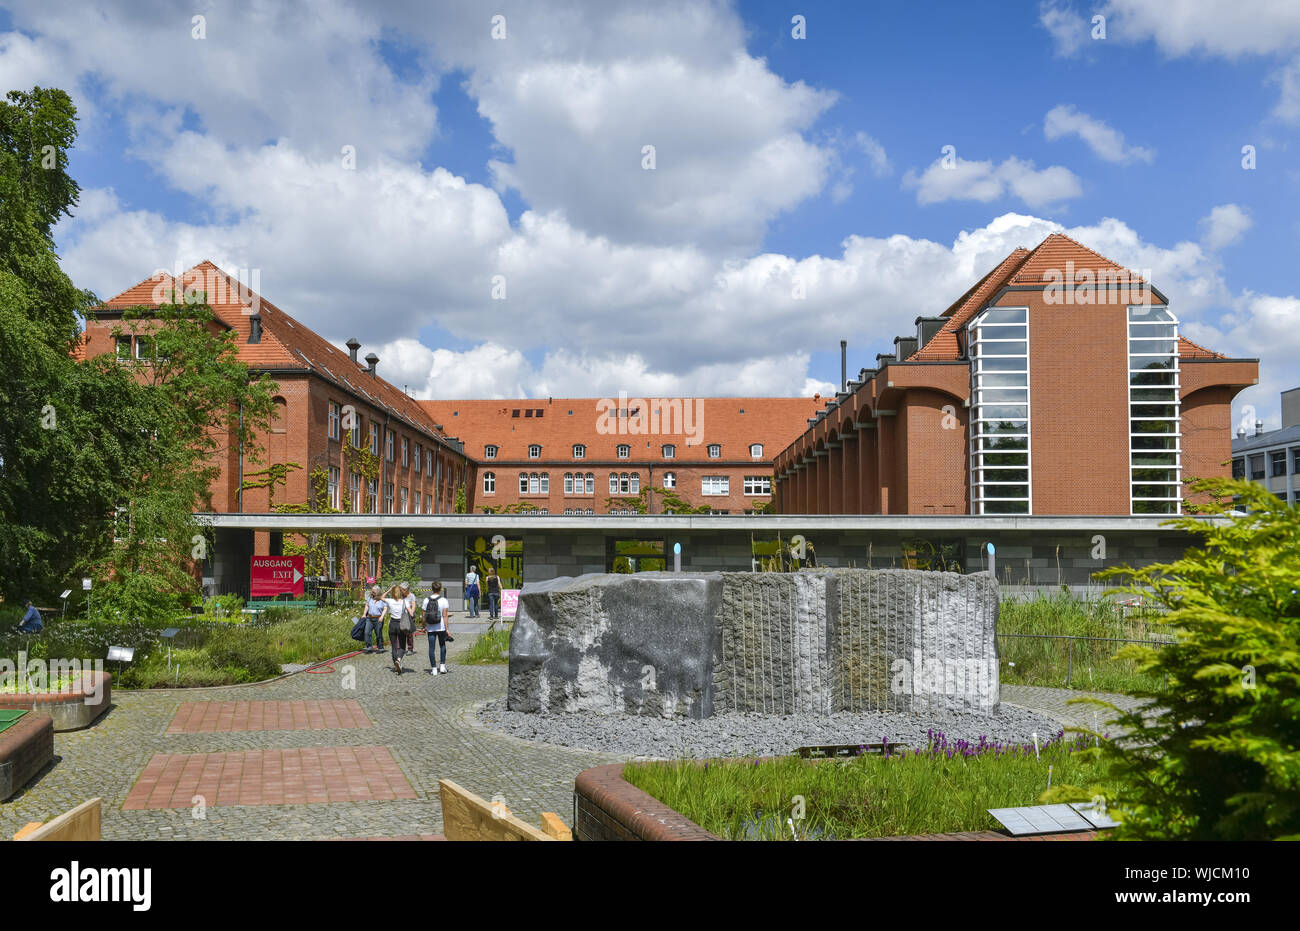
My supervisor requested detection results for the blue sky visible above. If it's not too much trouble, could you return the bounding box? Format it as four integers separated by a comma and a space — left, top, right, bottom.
1, 0, 1297, 426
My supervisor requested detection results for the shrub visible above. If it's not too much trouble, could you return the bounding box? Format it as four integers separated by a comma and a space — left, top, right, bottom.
1076, 478, 1300, 840
202, 629, 281, 680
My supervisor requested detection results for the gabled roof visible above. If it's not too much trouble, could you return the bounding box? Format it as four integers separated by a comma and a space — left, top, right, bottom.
420, 398, 822, 464
909, 233, 1212, 363
99, 262, 458, 449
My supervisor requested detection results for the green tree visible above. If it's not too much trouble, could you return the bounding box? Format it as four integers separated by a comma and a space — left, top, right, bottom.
379, 534, 425, 593
0, 87, 151, 600
1074, 479, 1300, 839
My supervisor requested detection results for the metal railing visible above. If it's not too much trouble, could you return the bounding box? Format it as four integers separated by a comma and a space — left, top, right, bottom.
996, 632, 1176, 688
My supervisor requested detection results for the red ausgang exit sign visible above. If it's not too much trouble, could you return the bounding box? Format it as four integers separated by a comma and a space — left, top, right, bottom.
250, 556, 305, 598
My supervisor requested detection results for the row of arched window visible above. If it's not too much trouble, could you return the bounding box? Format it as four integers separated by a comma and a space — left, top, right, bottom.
481, 470, 678, 495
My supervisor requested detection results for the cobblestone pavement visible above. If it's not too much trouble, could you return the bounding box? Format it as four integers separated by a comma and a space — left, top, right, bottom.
0, 640, 1147, 840
1001, 685, 1153, 734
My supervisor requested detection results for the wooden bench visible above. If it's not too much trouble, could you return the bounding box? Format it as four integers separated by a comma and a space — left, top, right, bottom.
438, 780, 570, 841
795, 742, 910, 758
14, 798, 101, 841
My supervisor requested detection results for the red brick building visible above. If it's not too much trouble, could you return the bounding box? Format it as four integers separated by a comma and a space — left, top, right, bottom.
80, 262, 473, 574
774, 233, 1259, 515
421, 397, 821, 514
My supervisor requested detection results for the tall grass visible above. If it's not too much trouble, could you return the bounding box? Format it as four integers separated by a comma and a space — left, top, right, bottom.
625, 731, 1120, 840
997, 590, 1169, 692
457, 626, 512, 665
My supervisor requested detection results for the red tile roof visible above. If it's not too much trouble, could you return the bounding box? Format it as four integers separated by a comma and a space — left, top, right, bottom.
909, 233, 1215, 362
100, 263, 457, 448
420, 397, 823, 463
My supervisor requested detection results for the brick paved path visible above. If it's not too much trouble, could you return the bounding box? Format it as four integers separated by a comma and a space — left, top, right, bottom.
1001, 684, 1153, 734
0, 633, 616, 840
0, 634, 1144, 840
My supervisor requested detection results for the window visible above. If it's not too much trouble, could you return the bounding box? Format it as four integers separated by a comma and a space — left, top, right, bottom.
326, 540, 337, 579
370, 424, 380, 455
540, 473, 550, 494
617, 444, 630, 459
630, 473, 640, 494
415, 491, 422, 513
573, 445, 586, 459
385, 430, 394, 462
707, 444, 721, 458
1250, 454, 1265, 480
426, 450, 433, 477
1128, 304, 1182, 515
564, 473, 574, 494
1232, 458, 1245, 479
349, 543, 359, 580
328, 466, 340, 509
483, 471, 496, 494
512, 409, 520, 418
366, 478, 378, 514
402, 437, 409, 467
702, 476, 729, 496
1271, 450, 1287, 477
134, 336, 154, 360
1293, 447, 1300, 474
519, 473, 529, 494
620, 473, 631, 494
743, 476, 772, 495
663, 472, 676, 489
400, 487, 409, 513
609, 473, 619, 494
384, 483, 394, 513
368, 546, 378, 578
414, 443, 421, 471
350, 417, 361, 449
969, 306, 1031, 515
662, 444, 675, 459
115, 336, 133, 361
750, 444, 763, 459
585, 472, 595, 494
529, 445, 541, 459
525, 409, 533, 418
328, 402, 340, 440
349, 472, 361, 512
485, 445, 498, 460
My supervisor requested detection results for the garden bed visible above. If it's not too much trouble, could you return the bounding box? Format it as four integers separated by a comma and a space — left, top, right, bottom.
577, 731, 1118, 841
0, 711, 54, 800
0, 670, 112, 731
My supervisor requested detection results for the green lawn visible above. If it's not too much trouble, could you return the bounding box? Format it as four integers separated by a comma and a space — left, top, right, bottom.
624, 732, 1121, 840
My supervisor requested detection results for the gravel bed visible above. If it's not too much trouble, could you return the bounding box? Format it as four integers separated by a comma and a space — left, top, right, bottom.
477, 699, 1064, 759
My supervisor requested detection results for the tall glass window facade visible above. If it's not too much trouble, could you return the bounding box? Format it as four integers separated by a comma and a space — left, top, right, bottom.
969, 307, 1030, 514
1128, 304, 1181, 514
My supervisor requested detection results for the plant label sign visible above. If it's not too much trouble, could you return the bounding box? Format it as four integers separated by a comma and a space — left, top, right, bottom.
250, 556, 305, 598
501, 589, 520, 619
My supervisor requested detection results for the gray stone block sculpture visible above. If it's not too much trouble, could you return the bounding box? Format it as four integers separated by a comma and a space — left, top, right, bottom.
507, 569, 999, 717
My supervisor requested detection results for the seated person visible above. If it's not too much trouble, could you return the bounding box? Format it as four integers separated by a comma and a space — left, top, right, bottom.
15, 601, 43, 634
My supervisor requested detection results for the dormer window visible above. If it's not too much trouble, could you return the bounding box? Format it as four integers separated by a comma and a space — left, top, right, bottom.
617, 444, 630, 459
662, 444, 675, 459
484, 445, 498, 460
529, 444, 541, 459
573, 444, 586, 459
750, 444, 763, 459
707, 444, 721, 458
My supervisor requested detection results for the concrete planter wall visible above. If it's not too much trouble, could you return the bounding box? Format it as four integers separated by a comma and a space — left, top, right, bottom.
0, 670, 112, 731
0, 712, 54, 801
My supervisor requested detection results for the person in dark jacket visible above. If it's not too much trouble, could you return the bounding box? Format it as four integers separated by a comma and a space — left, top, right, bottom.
15, 601, 42, 634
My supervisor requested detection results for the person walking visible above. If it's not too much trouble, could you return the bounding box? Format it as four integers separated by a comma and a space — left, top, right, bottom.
14, 601, 43, 634
425, 582, 450, 675
382, 584, 412, 674
362, 585, 386, 653
485, 569, 501, 620
463, 566, 481, 617
400, 582, 418, 656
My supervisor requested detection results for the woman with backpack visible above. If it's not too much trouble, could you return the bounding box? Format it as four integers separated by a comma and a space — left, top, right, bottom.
424, 582, 450, 676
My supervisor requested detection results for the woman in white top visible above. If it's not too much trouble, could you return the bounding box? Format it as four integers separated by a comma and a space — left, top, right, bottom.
381, 584, 411, 674
425, 582, 451, 675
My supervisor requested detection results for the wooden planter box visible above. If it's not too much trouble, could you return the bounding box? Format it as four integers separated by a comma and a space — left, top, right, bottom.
0, 670, 112, 731
574, 763, 1099, 842
0, 712, 54, 801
